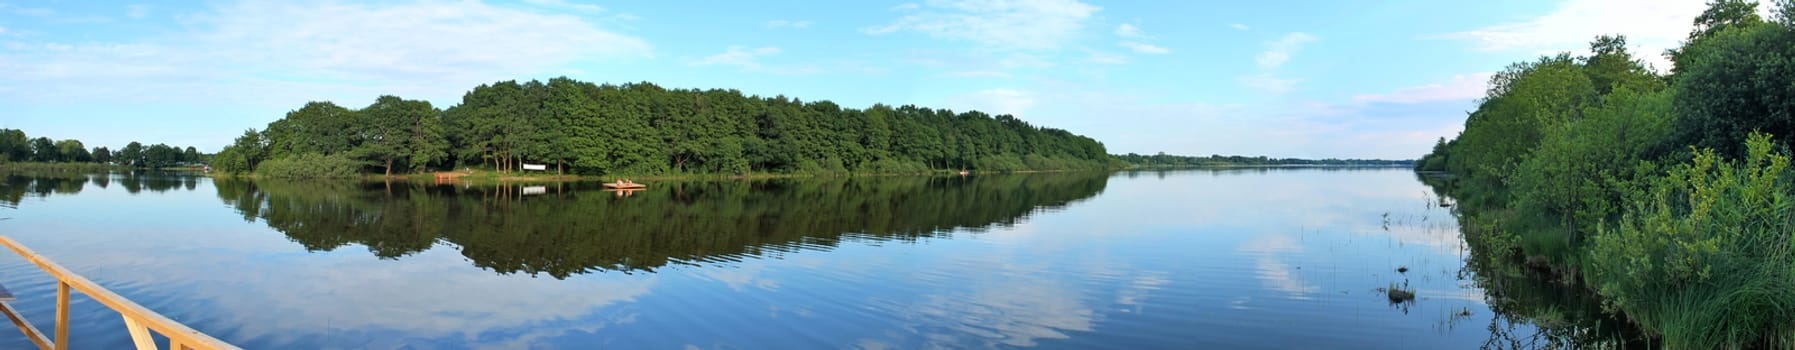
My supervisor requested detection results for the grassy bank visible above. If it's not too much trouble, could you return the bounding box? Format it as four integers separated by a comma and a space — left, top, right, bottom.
0, 162, 121, 173
1414, 3, 1795, 346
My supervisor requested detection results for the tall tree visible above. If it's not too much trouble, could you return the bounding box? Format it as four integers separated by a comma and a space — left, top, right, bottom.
92, 146, 112, 164
119, 142, 145, 167
356, 95, 441, 175
54, 139, 89, 162
0, 129, 28, 162
29, 137, 56, 162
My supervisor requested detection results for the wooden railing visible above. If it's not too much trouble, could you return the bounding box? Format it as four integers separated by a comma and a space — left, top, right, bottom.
0, 236, 239, 350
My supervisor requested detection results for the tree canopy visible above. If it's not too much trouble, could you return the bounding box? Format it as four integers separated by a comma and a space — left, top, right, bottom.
217, 78, 1115, 176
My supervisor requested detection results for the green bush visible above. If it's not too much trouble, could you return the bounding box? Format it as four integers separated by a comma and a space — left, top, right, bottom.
1588, 133, 1795, 348
254, 153, 363, 179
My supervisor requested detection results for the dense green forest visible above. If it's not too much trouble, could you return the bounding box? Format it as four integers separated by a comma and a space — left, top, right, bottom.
0, 128, 206, 169
211, 79, 1118, 178
207, 173, 1107, 278
1115, 152, 1410, 167
1416, 0, 1795, 347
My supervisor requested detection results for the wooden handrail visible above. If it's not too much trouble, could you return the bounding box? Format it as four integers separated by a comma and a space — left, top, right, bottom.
0, 236, 240, 350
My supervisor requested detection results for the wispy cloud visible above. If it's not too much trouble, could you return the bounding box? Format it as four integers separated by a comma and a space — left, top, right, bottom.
864, 0, 1100, 51
1119, 42, 1168, 54
693, 46, 828, 75
766, 19, 811, 29
1438, 0, 1775, 71
947, 88, 1037, 116
1115, 23, 1143, 38
695, 46, 782, 70
1230, 23, 1250, 31
1353, 73, 1491, 104
1256, 32, 1315, 69
1113, 23, 1170, 54
521, 0, 604, 13
0, 0, 651, 105
1241, 32, 1316, 93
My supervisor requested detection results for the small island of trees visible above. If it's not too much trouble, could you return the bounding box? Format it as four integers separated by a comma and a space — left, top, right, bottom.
210, 78, 1117, 178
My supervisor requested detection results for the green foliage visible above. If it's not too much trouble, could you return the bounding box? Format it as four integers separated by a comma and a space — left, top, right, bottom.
254, 153, 363, 179
91, 147, 110, 164
29, 137, 55, 162
1512, 87, 1674, 239
1416, 12, 1795, 345
245, 78, 1111, 177
1587, 133, 1795, 348
119, 142, 143, 167
1671, 20, 1795, 156
0, 129, 28, 162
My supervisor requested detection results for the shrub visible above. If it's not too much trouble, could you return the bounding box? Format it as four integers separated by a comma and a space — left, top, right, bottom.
1587, 132, 1795, 347
254, 153, 363, 179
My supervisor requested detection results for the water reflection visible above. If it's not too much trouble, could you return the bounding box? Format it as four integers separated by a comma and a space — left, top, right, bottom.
213, 174, 1111, 278
0, 169, 1618, 349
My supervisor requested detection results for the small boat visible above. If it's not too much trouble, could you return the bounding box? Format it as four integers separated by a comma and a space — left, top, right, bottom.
603, 181, 646, 189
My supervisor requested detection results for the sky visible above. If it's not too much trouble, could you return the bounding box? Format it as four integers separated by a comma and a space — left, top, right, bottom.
0, 0, 1775, 159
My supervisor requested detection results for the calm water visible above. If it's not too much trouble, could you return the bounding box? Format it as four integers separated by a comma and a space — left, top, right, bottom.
0, 169, 1547, 349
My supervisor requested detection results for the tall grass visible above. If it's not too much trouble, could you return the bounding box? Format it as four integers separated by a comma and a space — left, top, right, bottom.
1587, 133, 1795, 348
0, 162, 118, 173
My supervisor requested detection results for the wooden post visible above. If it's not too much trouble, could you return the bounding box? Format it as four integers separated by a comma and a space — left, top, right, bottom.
54, 281, 68, 350
122, 315, 156, 350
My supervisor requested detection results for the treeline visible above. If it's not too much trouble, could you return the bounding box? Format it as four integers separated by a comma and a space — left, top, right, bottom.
211, 173, 1108, 278
212, 78, 1116, 177
1418, 1, 1795, 347
1115, 152, 1411, 167
1, 173, 201, 206
0, 128, 206, 169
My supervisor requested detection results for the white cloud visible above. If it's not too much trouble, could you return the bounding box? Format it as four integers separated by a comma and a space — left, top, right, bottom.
1112, 23, 1170, 55
1115, 23, 1142, 38
521, 0, 604, 13
1119, 41, 1169, 54
1256, 32, 1315, 70
864, 0, 1101, 51
127, 4, 150, 19
1230, 23, 1250, 31
946, 88, 1037, 116
1353, 73, 1492, 104
692, 46, 828, 75
1441, 0, 1777, 71
945, 70, 1013, 78
0, 26, 7, 35
0, 0, 651, 104
1240, 32, 1315, 93
766, 19, 812, 29
695, 46, 782, 70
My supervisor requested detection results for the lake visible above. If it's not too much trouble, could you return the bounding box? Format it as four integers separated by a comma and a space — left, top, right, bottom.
0, 168, 1562, 349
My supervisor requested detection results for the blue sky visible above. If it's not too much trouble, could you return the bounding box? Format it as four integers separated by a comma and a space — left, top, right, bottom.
0, 0, 1767, 159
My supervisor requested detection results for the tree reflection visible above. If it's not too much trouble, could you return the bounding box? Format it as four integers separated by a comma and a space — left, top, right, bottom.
215, 173, 1109, 278
1417, 172, 1649, 349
